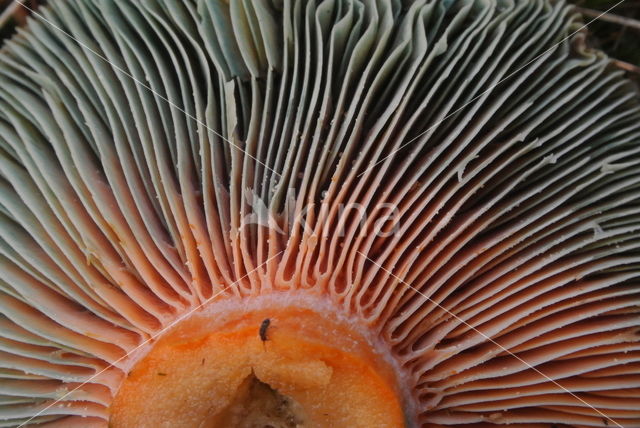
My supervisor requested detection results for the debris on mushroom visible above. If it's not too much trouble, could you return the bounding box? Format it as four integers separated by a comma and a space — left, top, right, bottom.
0, 0, 639, 427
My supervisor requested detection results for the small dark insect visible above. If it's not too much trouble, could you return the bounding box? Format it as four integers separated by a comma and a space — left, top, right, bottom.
603, 419, 609, 426
259, 318, 271, 349
157, 372, 167, 376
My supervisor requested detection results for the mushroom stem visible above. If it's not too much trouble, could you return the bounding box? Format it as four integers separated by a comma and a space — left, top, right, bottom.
109, 295, 410, 428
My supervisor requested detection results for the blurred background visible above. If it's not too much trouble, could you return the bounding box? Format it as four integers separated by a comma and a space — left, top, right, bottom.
0, 0, 637, 83
574, 0, 640, 84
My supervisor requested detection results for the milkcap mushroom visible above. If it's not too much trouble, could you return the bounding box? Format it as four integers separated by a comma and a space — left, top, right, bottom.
0, 0, 639, 427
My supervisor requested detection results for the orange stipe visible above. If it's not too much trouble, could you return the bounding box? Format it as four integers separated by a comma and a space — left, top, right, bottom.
110, 305, 406, 428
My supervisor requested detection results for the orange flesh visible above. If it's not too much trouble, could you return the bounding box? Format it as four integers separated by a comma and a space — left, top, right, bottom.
110, 305, 406, 427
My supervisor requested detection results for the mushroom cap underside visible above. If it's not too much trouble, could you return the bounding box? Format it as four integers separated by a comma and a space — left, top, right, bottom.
0, 0, 639, 427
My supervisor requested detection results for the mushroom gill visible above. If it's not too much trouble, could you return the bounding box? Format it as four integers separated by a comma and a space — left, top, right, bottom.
0, 0, 639, 426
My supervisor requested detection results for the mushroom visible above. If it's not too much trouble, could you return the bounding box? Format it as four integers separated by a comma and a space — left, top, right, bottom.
0, 0, 639, 427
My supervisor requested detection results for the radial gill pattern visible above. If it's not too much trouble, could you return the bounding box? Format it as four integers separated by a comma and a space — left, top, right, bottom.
0, 0, 639, 427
